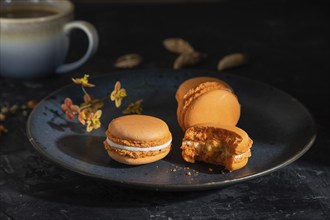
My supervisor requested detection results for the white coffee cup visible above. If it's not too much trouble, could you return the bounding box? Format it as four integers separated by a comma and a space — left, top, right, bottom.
0, 0, 99, 78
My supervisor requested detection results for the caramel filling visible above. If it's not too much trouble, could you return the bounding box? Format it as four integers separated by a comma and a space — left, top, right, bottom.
182, 140, 251, 165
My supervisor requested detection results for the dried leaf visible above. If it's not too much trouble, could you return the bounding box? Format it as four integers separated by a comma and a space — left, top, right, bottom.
9, 104, 19, 113
0, 124, 8, 135
123, 99, 143, 115
114, 54, 143, 69
27, 100, 38, 109
217, 53, 247, 71
163, 38, 194, 54
173, 51, 207, 69
0, 113, 5, 121
1, 106, 9, 114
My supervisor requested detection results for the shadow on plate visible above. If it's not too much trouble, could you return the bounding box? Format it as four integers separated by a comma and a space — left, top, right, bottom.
56, 134, 231, 175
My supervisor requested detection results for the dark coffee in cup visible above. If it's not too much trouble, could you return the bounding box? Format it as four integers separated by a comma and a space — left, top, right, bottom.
0, 6, 58, 19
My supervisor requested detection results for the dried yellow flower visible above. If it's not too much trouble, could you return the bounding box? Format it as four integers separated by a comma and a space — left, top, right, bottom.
86, 110, 102, 132
110, 81, 127, 108
72, 74, 95, 87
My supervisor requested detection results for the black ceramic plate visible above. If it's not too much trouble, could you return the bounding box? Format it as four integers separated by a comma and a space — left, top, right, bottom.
27, 69, 316, 191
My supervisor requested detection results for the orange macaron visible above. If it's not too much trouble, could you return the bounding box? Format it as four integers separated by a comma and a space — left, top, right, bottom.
180, 123, 253, 171
104, 115, 172, 165
176, 76, 240, 131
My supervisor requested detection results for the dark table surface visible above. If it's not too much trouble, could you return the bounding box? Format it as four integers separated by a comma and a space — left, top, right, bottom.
1, 0, 329, 219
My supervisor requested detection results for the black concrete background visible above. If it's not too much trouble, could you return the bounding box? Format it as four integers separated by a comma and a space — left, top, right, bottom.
1, 0, 329, 219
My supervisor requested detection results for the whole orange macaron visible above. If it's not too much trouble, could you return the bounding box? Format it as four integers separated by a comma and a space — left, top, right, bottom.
176, 76, 240, 131
104, 115, 172, 165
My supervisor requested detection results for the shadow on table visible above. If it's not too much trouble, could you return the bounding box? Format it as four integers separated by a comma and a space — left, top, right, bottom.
3, 134, 232, 208
7, 167, 227, 208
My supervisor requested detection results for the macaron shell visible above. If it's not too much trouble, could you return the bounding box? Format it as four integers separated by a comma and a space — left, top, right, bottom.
107, 148, 170, 165
176, 101, 185, 131
183, 90, 241, 130
225, 157, 249, 171
107, 115, 171, 147
176, 76, 232, 102
178, 82, 234, 130
104, 141, 171, 165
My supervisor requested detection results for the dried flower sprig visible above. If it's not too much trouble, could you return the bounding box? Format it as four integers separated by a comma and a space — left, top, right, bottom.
61, 74, 111, 132
0, 100, 38, 136
61, 74, 142, 132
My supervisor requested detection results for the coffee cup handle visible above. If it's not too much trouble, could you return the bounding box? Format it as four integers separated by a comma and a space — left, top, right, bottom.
56, 21, 99, 74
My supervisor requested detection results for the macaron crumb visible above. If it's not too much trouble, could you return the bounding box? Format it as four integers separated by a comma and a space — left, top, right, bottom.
208, 168, 213, 172
186, 171, 192, 176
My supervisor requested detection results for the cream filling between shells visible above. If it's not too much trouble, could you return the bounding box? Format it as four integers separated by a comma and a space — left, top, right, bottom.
106, 138, 172, 152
